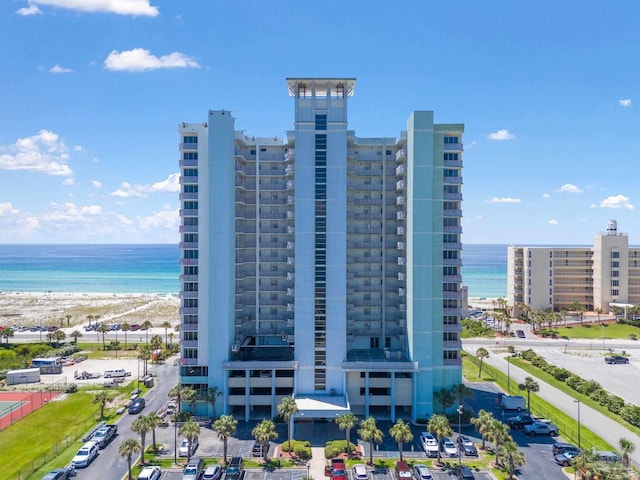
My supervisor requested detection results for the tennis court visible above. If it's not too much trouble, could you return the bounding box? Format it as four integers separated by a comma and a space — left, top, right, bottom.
0, 390, 61, 430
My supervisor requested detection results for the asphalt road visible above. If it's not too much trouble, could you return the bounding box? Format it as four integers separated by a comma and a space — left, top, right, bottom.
72, 355, 179, 479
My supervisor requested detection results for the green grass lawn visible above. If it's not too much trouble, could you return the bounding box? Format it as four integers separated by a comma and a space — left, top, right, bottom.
538, 322, 640, 340
0, 393, 99, 479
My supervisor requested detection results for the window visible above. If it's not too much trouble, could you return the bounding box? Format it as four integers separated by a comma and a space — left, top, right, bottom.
183, 168, 198, 177
183, 152, 198, 160
444, 136, 459, 144
183, 135, 198, 144
612, 289, 619, 296
370, 337, 379, 348
184, 249, 198, 259
443, 153, 459, 161
612, 271, 620, 277
443, 169, 459, 177
612, 251, 620, 258
611, 280, 619, 286
611, 261, 620, 268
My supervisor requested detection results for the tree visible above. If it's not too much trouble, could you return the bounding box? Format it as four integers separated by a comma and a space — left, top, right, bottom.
497, 439, 525, 479
0, 326, 14, 344
150, 334, 163, 354
277, 396, 298, 452
147, 411, 163, 451
427, 414, 453, 464
92, 390, 113, 419
96, 323, 109, 350
358, 417, 384, 465
452, 383, 472, 406
119, 438, 141, 480
65, 313, 72, 326
487, 419, 512, 464
213, 414, 238, 464
518, 376, 539, 411
470, 409, 494, 450
619, 437, 635, 467
252, 419, 278, 462
180, 419, 201, 462
86, 314, 94, 327
336, 412, 358, 455
70, 329, 82, 345
169, 385, 185, 414
141, 320, 153, 343
389, 419, 413, 461
476, 347, 490, 378
161, 321, 172, 345
139, 344, 152, 376
181, 386, 197, 415
132, 415, 153, 465
434, 387, 455, 413
121, 322, 131, 350
208, 386, 223, 420
168, 332, 175, 346
569, 301, 586, 325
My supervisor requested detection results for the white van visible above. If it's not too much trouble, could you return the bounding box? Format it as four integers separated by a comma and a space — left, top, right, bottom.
72, 441, 99, 468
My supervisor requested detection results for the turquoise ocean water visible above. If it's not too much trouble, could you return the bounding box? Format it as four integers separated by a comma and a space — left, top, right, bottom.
0, 243, 507, 298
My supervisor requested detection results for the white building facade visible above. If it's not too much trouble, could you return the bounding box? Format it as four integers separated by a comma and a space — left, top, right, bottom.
178, 78, 463, 422
507, 220, 640, 313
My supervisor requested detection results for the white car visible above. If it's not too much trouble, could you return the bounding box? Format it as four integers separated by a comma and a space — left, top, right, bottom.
352, 464, 368, 480
137, 466, 162, 480
72, 441, 99, 468
439, 437, 458, 457
179, 437, 199, 457
420, 432, 439, 457
413, 464, 433, 480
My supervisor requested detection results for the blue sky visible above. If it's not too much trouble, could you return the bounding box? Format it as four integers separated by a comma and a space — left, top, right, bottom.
1, 1, 639, 245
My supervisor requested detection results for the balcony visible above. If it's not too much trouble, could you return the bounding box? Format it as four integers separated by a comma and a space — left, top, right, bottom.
396, 196, 405, 206
180, 176, 198, 185
396, 165, 405, 177
443, 143, 464, 151
443, 177, 463, 185
180, 290, 198, 299
180, 274, 198, 282
179, 225, 198, 233
179, 192, 198, 200
397, 227, 405, 236
285, 165, 294, 176
395, 149, 406, 161
444, 158, 463, 167
179, 143, 198, 151
179, 258, 198, 266
396, 180, 405, 191
397, 211, 405, 221
179, 159, 198, 167
284, 149, 295, 161
179, 242, 198, 249
181, 358, 199, 366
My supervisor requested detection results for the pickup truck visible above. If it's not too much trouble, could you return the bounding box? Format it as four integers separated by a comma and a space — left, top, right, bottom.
524, 421, 558, 436
104, 369, 131, 378
92, 424, 117, 448
506, 414, 534, 429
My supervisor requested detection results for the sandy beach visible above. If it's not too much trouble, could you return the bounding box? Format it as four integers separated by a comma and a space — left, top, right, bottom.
0, 292, 180, 329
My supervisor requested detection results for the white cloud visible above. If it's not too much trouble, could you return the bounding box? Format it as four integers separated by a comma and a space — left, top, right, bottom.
543, 193, 551, 198
104, 48, 200, 72
115, 214, 134, 226
0, 129, 72, 175
49, 64, 72, 74
138, 207, 179, 230
19, 0, 158, 16
487, 129, 514, 141
487, 197, 521, 204
91, 180, 102, 188
62, 178, 74, 186
600, 194, 634, 210
475, 215, 483, 220
619, 99, 632, 108
16, 4, 42, 15
73, 145, 83, 152
110, 173, 180, 197
43, 202, 102, 222
549, 219, 559, 225
0, 202, 19, 216
559, 183, 583, 193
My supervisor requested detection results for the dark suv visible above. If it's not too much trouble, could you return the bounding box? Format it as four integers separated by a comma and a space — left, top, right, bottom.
604, 355, 629, 364
506, 414, 534, 429
451, 465, 475, 479
552, 442, 580, 456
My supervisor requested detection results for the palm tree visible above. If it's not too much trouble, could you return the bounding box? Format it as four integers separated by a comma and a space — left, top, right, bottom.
389, 419, 414, 462
336, 412, 357, 455
569, 301, 586, 325
52, 329, 66, 347
121, 322, 131, 350
0, 326, 14, 344
150, 334, 163, 354
132, 415, 153, 465
169, 384, 187, 414
119, 438, 141, 480
434, 387, 454, 413
497, 439, 525, 479
168, 332, 175, 346
358, 417, 384, 465
139, 344, 152, 376
518, 376, 539, 411
147, 411, 163, 451
86, 314, 94, 327
92, 390, 113, 419
141, 320, 153, 343
487, 419, 512, 464
427, 414, 453, 464
96, 323, 109, 350
213, 414, 238, 464
208, 386, 223, 419
277, 396, 298, 452
181, 386, 197, 415
470, 409, 494, 450
70, 329, 82, 345
619, 437, 635, 467
476, 347, 490, 378
180, 419, 201, 462
252, 419, 278, 462
65, 313, 72, 326
452, 383, 472, 406
161, 321, 172, 345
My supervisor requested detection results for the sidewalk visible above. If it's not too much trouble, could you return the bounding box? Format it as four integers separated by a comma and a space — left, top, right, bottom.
468, 346, 640, 468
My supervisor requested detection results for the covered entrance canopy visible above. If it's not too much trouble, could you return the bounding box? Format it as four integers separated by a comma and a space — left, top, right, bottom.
294, 395, 350, 421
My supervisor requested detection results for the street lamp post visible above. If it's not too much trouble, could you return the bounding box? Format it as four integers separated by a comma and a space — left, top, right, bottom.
574, 400, 581, 448
507, 354, 511, 394
457, 404, 464, 465
174, 417, 178, 464
306, 462, 310, 480
600, 323, 606, 350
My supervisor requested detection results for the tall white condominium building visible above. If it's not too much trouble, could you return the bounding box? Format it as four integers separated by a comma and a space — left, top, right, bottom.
507, 220, 640, 314
178, 78, 464, 422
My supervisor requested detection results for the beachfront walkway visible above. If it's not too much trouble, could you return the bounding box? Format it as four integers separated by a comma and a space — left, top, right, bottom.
465, 344, 640, 469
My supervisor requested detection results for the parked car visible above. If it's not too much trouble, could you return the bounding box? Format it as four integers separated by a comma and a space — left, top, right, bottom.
394, 461, 412, 480
439, 437, 458, 457
420, 432, 439, 457
412, 464, 433, 480
252, 441, 269, 457
524, 421, 558, 436
604, 355, 629, 364
203, 465, 223, 480
137, 466, 162, 480
552, 442, 580, 456
456, 435, 478, 456
352, 464, 368, 480
516, 329, 526, 338
451, 465, 475, 479
554, 450, 580, 466
182, 458, 204, 480
179, 437, 199, 457
506, 414, 535, 429
42, 468, 72, 480
72, 441, 99, 468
